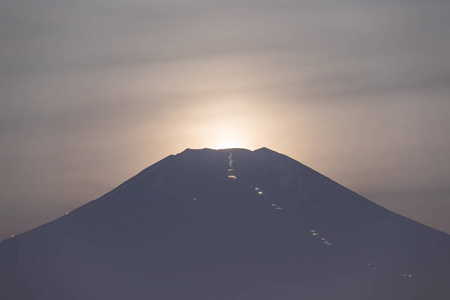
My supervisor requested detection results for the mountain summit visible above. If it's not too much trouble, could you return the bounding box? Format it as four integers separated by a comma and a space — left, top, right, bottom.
1, 148, 449, 300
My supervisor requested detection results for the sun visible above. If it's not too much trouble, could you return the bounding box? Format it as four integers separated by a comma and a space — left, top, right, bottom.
199, 103, 257, 150
213, 139, 243, 150
210, 130, 246, 150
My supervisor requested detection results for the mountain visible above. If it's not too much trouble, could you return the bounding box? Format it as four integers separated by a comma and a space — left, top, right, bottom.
1, 148, 449, 300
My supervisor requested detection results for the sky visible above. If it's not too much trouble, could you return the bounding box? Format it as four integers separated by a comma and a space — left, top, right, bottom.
1, 0, 450, 241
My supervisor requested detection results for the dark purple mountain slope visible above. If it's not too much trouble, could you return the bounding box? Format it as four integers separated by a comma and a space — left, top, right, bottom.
1, 148, 449, 300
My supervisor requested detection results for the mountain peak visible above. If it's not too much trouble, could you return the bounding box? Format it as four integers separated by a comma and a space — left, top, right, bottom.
254, 146, 277, 153
1, 147, 450, 299
253, 146, 285, 159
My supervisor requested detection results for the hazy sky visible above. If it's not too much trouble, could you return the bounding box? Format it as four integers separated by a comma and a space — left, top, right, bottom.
1, 0, 450, 240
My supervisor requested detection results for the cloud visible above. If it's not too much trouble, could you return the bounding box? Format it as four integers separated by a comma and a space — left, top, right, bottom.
1, 0, 450, 239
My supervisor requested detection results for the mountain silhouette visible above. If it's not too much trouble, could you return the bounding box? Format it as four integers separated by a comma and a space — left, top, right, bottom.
1, 148, 449, 300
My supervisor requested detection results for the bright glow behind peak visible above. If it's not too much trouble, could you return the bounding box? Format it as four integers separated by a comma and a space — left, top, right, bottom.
213, 139, 244, 150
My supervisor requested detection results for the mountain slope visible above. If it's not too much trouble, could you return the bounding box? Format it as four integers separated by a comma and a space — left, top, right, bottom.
1, 148, 449, 300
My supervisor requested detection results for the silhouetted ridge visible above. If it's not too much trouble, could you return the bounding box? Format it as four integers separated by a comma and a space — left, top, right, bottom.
1, 147, 449, 300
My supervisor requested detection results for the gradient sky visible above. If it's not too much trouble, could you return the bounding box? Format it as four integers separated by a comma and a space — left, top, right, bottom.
1, 0, 450, 241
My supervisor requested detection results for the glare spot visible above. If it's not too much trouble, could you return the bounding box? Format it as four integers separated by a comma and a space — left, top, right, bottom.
214, 139, 243, 150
